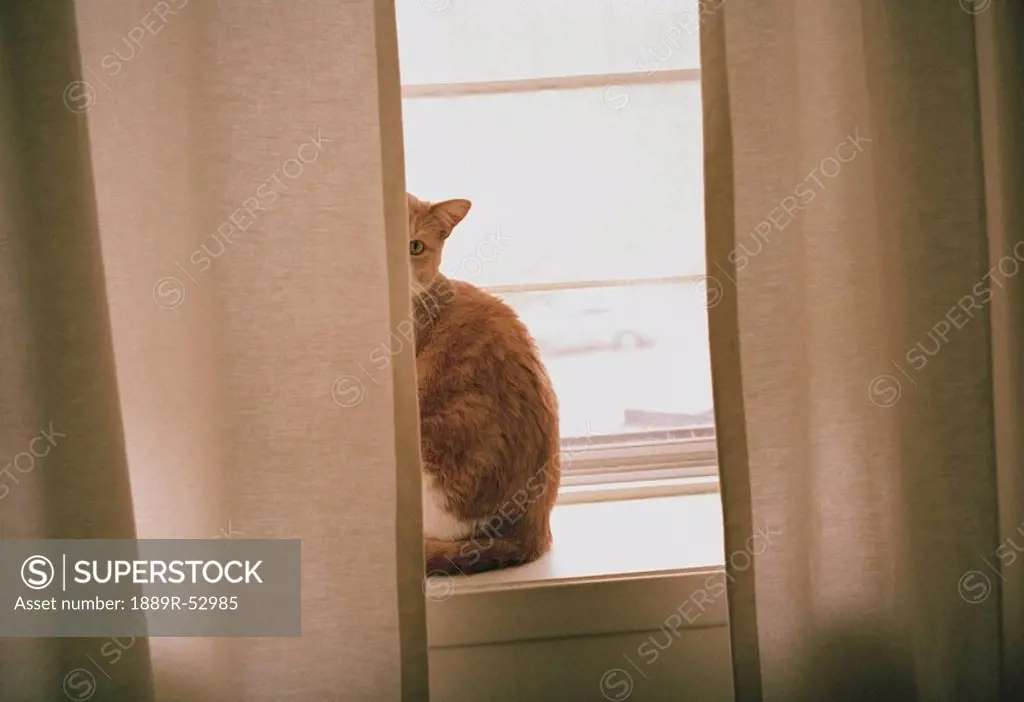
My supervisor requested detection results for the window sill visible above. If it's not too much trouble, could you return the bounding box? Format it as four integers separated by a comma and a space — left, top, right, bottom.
425, 492, 728, 648
556, 474, 719, 505
443, 492, 724, 592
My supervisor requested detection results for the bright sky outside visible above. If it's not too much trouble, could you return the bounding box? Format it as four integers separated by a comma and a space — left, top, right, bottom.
396, 0, 713, 440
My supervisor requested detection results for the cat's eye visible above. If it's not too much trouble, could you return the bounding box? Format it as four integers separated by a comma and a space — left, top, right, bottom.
410, 240, 425, 256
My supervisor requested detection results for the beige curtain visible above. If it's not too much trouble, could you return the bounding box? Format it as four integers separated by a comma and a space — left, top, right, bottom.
0, 1, 426, 701
704, 1, 1024, 700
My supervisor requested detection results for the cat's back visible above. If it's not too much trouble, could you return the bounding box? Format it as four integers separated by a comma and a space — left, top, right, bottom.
418, 279, 555, 418
417, 278, 559, 481
437, 280, 536, 353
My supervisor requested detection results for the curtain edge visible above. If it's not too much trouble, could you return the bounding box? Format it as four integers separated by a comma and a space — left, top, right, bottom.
372, 0, 431, 699
973, 3, 1024, 699
699, 7, 764, 702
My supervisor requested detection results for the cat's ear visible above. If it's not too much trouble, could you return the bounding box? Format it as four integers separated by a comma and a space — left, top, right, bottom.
431, 199, 472, 235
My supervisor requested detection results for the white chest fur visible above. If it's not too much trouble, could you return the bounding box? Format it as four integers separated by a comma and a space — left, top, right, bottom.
421, 474, 476, 541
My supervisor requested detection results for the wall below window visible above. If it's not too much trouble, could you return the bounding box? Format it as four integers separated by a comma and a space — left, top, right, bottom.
429, 625, 733, 702
425, 559, 735, 701
423, 494, 734, 700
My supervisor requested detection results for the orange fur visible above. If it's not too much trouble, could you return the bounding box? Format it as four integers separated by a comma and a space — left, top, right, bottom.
407, 193, 561, 576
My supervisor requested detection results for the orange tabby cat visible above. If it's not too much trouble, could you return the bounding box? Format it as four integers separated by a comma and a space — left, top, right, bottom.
407, 193, 561, 576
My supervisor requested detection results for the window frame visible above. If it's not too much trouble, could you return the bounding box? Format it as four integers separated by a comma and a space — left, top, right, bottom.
401, 68, 717, 504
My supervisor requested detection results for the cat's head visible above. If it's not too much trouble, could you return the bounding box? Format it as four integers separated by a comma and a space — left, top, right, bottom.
406, 192, 472, 294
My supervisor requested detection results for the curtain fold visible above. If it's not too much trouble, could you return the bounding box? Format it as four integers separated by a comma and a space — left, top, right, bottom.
0, 1, 426, 700
0, 3, 155, 700
974, 4, 1024, 696
704, 1, 1024, 700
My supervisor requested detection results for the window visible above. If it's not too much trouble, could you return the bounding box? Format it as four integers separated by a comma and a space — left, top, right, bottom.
396, 0, 716, 502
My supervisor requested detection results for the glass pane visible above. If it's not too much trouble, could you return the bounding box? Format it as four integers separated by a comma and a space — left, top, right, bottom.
500, 283, 713, 442
404, 81, 705, 287
396, 0, 701, 85
397, 0, 713, 452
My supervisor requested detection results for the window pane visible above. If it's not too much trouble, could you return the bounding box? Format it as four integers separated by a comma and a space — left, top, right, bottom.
397, 0, 714, 454
501, 283, 713, 441
404, 81, 705, 287
396, 0, 701, 85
